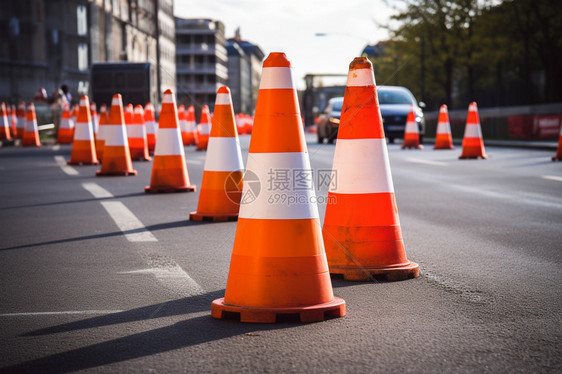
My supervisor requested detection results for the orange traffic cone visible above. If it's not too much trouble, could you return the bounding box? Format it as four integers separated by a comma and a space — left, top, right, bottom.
16, 102, 26, 140
22, 103, 41, 147
0, 102, 12, 141
195, 105, 211, 151
323, 57, 419, 282
552, 122, 562, 161
459, 102, 487, 159
95, 104, 108, 160
68, 96, 98, 165
71, 104, 78, 138
211, 52, 346, 323
145, 90, 196, 193
96, 94, 137, 176
190, 86, 244, 222
128, 105, 151, 161
178, 104, 189, 145
90, 102, 99, 141
9, 105, 18, 138
402, 105, 423, 149
185, 105, 197, 145
144, 102, 157, 153
434, 104, 454, 149
57, 103, 74, 144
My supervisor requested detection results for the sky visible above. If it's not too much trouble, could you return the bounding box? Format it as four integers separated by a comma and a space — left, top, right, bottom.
174, 0, 396, 89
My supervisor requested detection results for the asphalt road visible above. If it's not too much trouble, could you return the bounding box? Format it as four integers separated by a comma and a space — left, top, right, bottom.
1, 134, 561, 373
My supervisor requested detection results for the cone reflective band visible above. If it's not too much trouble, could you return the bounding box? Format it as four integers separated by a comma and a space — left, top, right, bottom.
459, 102, 487, 159
190, 86, 244, 222
434, 104, 454, 149
144, 102, 157, 153
552, 121, 562, 161
145, 90, 196, 193
185, 105, 196, 145
96, 104, 108, 159
57, 103, 74, 144
195, 105, 211, 150
323, 57, 419, 282
96, 94, 137, 176
16, 102, 25, 139
22, 103, 41, 147
402, 105, 423, 149
212, 52, 345, 323
90, 102, 99, 139
68, 96, 98, 165
128, 105, 151, 161
0, 102, 12, 140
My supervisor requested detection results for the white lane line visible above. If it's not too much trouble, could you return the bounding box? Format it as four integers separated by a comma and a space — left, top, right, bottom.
54, 155, 79, 176
100, 201, 158, 242
0, 310, 123, 317
52, 145, 61, 151
81, 182, 114, 198
119, 265, 205, 296
405, 158, 448, 166
542, 175, 562, 182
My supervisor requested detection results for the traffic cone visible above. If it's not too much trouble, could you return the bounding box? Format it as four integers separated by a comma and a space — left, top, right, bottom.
185, 105, 197, 145
22, 103, 41, 147
459, 102, 487, 159
211, 52, 345, 323
323, 57, 419, 282
90, 102, 99, 141
71, 104, 78, 138
128, 105, 151, 161
552, 122, 562, 161
145, 89, 196, 193
0, 102, 12, 141
16, 102, 26, 140
10, 105, 18, 138
195, 105, 211, 151
96, 94, 137, 176
144, 102, 157, 153
190, 86, 244, 222
95, 104, 108, 160
401, 105, 423, 149
434, 104, 454, 149
178, 104, 189, 145
68, 96, 98, 165
57, 103, 74, 144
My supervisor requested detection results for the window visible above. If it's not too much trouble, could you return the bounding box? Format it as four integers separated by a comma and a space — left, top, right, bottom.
78, 43, 88, 71
77, 5, 87, 35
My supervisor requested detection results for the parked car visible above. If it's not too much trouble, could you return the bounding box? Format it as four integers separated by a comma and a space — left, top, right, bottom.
316, 86, 425, 144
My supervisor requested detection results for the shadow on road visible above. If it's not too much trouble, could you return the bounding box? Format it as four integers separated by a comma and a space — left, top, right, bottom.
6, 290, 298, 373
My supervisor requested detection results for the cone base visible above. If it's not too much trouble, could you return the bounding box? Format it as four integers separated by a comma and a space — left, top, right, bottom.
434, 145, 454, 150
552, 156, 561, 161
68, 160, 99, 166
459, 155, 487, 159
144, 185, 196, 193
189, 212, 238, 222
330, 261, 419, 282
96, 170, 137, 176
402, 144, 424, 150
211, 297, 346, 323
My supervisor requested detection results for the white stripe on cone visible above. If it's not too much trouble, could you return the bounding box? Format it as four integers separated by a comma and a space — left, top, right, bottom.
330, 138, 394, 194
104, 126, 128, 147
74, 122, 94, 141
127, 125, 146, 138
146, 121, 157, 134
346, 68, 376, 87
463, 124, 483, 138
436, 121, 451, 134
186, 120, 196, 132
405, 120, 419, 133
259, 67, 295, 89
154, 128, 185, 156
215, 94, 232, 105
203, 137, 244, 172
60, 118, 74, 129
239, 152, 319, 220
198, 124, 211, 135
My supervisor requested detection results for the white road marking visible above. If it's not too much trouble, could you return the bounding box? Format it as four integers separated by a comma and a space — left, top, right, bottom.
542, 175, 562, 182
54, 155, 79, 175
100, 201, 157, 242
52, 145, 61, 151
406, 158, 448, 166
81, 182, 114, 198
0, 310, 123, 317
119, 265, 205, 296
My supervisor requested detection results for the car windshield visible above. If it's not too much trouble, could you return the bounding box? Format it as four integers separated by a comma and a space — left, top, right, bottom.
377, 90, 413, 105
331, 100, 343, 112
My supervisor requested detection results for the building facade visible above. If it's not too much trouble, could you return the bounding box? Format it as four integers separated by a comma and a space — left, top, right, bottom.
0, 0, 175, 106
175, 17, 228, 115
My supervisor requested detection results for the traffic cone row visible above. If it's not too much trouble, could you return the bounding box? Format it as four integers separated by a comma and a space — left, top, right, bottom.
0, 102, 12, 141
459, 102, 487, 159
68, 96, 98, 165
402, 106, 423, 149
144, 102, 157, 153
195, 105, 211, 150
184, 105, 197, 145
57, 103, 74, 144
22, 103, 41, 147
129, 105, 151, 161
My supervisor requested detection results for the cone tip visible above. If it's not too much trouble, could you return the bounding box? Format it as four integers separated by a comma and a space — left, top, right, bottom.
263, 52, 291, 68
217, 86, 230, 94
440, 104, 448, 111
112, 93, 121, 99
349, 57, 372, 71
164, 89, 174, 95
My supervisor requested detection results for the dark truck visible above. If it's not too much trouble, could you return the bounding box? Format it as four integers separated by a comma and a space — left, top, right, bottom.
90, 62, 158, 108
